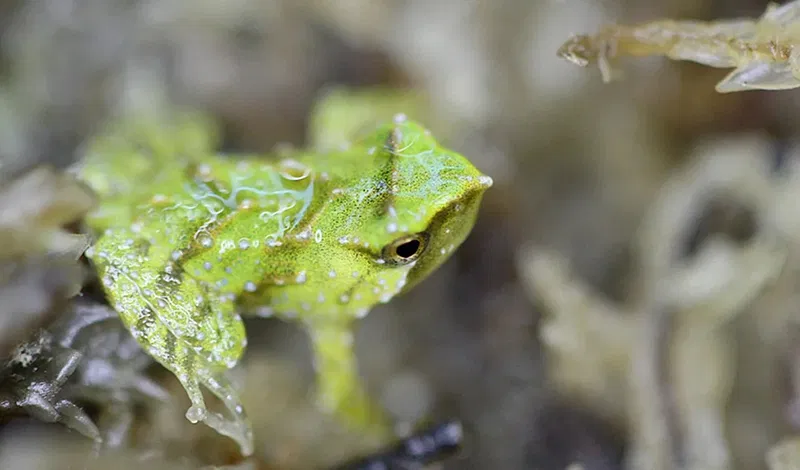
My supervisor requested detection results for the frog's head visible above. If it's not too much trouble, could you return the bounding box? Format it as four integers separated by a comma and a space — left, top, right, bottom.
308, 116, 492, 318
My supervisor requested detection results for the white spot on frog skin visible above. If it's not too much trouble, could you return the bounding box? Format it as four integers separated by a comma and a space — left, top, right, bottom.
256, 306, 274, 318
328, 270, 336, 279
296, 271, 307, 283
301, 302, 311, 312
338, 235, 349, 244
375, 258, 385, 265
225, 267, 233, 274
440, 248, 447, 255
354, 293, 362, 301
387, 222, 398, 233
203, 261, 213, 271
197, 163, 212, 177
143, 289, 154, 298
372, 286, 381, 295
244, 281, 257, 292
295, 228, 311, 241
317, 292, 325, 303
332, 188, 344, 196
367, 147, 376, 155
219, 239, 235, 253
341, 332, 354, 346
151, 194, 167, 203
239, 198, 254, 210
157, 299, 167, 308
352, 271, 359, 278
479, 175, 494, 187
171, 250, 182, 260
131, 222, 143, 233
266, 238, 283, 247
393, 113, 407, 123
380, 293, 393, 303
195, 295, 204, 306
314, 229, 323, 243
238, 238, 250, 250
199, 236, 213, 248
339, 294, 350, 304
356, 307, 369, 318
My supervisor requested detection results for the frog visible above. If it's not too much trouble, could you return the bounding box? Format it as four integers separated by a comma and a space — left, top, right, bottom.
72, 92, 492, 457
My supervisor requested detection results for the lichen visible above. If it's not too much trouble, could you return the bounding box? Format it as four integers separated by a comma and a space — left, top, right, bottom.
519, 134, 791, 470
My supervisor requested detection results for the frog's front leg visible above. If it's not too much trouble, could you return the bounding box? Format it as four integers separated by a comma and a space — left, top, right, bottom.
88, 230, 253, 456
305, 319, 391, 439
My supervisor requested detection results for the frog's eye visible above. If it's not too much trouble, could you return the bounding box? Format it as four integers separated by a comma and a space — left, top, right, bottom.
382, 232, 429, 265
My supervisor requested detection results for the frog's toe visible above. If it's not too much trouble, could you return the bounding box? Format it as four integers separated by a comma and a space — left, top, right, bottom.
198, 370, 253, 456
173, 371, 210, 425
199, 406, 254, 457
186, 404, 208, 423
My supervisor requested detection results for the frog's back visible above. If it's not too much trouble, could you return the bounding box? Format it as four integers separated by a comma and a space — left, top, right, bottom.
75, 111, 219, 232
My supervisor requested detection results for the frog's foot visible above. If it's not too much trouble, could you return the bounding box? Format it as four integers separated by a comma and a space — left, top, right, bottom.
174, 364, 254, 457
197, 368, 253, 457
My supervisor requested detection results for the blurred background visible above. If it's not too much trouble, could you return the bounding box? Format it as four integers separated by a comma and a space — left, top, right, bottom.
3, 0, 800, 469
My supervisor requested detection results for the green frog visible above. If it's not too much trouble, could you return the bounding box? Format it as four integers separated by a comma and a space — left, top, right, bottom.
73, 90, 492, 456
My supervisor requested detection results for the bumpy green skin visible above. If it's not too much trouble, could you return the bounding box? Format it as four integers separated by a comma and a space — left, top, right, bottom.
74, 100, 492, 456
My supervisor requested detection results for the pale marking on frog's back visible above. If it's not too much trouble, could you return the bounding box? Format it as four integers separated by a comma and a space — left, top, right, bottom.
157, 156, 321, 292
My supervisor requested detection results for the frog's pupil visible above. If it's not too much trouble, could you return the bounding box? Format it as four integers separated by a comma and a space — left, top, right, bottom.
396, 239, 421, 258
